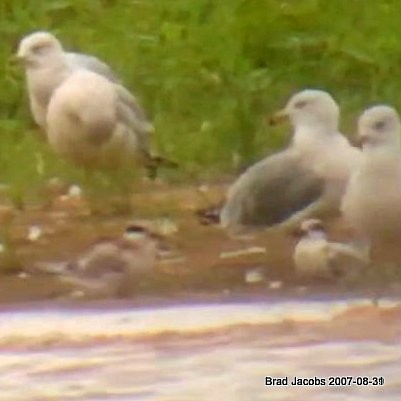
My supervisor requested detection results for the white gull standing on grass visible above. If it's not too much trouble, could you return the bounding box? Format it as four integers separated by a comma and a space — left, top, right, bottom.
46, 68, 154, 169
341, 105, 401, 256
220, 89, 361, 232
293, 219, 370, 281
16, 31, 174, 172
16, 31, 119, 130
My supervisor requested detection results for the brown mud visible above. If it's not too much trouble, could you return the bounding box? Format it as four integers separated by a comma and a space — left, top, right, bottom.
0, 180, 399, 304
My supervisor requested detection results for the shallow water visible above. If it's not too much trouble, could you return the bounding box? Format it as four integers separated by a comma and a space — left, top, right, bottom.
0, 297, 400, 401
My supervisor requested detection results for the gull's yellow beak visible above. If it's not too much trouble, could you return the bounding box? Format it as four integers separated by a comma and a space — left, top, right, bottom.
268, 108, 289, 126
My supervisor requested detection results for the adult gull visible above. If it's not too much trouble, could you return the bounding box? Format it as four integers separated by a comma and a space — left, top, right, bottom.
16, 31, 119, 129
220, 89, 361, 232
341, 105, 401, 251
16, 31, 174, 173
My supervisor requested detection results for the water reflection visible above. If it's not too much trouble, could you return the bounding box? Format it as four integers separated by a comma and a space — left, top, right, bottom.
0, 298, 400, 400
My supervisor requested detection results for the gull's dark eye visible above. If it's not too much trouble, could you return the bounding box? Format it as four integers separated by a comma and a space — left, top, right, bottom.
294, 100, 307, 109
125, 225, 147, 234
373, 120, 386, 130
31, 44, 48, 54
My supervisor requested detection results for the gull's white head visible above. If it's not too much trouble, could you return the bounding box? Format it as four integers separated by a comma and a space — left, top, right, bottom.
299, 218, 326, 238
358, 105, 401, 150
16, 31, 64, 68
271, 89, 339, 132
123, 224, 160, 244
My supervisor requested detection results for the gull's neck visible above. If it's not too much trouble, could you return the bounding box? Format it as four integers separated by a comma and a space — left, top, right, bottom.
26, 52, 73, 108
292, 123, 337, 149
362, 143, 401, 161
361, 143, 401, 177
27, 49, 70, 74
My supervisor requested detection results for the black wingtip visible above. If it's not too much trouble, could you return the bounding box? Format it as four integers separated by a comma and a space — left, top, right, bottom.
145, 154, 179, 179
151, 155, 179, 169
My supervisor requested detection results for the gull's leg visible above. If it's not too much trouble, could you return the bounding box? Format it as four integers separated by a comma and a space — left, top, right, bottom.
274, 197, 335, 233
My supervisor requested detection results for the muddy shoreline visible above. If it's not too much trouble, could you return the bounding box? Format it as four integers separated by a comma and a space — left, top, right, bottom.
0, 181, 399, 305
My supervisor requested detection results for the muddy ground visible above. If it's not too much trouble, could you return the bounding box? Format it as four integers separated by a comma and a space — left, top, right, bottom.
0, 180, 399, 304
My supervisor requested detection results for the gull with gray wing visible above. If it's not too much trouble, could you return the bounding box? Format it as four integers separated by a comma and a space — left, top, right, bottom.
46, 69, 153, 169
342, 105, 401, 255
220, 89, 361, 232
16, 31, 119, 130
16, 31, 174, 172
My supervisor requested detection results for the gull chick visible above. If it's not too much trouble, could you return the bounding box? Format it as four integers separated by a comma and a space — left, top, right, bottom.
59, 225, 158, 298
220, 89, 361, 232
342, 105, 401, 251
293, 219, 370, 281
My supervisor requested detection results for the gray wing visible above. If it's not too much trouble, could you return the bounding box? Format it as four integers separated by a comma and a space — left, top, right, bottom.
66, 52, 120, 83
115, 84, 154, 154
66, 52, 154, 155
76, 242, 129, 278
220, 150, 324, 228
66, 52, 152, 130
325, 242, 369, 283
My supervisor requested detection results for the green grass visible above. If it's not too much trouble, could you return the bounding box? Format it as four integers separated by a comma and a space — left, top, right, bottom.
2, 0, 401, 198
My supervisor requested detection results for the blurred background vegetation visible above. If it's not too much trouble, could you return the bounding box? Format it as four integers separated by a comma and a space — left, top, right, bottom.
1, 0, 401, 198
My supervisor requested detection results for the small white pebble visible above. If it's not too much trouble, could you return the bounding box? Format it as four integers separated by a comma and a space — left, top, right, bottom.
18, 272, 29, 279
220, 246, 266, 259
28, 225, 42, 242
158, 256, 186, 265
0, 243, 5, 253
245, 268, 265, 284
268, 280, 283, 290
68, 185, 82, 198
198, 184, 209, 194
158, 219, 178, 236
